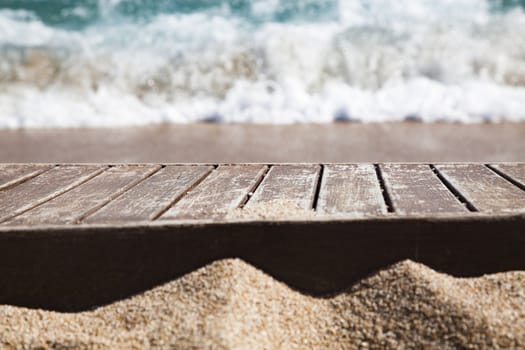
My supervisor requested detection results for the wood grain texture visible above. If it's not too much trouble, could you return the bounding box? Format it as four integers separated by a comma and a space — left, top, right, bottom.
436, 164, 525, 214
160, 165, 267, 220
381, 164, 467, 215
1, 163, 525, 226
0, 164, 52, 191
85, 165, 213, 223
7, 165, 160, 225
0, 165, 105, 223
245, 165, 320, 210
317, 164, 386, 216
490, 164, 525, 188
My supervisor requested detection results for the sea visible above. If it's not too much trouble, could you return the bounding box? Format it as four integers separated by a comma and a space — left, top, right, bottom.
1, 0, 525, 128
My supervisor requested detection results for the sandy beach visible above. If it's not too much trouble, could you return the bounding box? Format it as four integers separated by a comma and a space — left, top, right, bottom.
1, 122, 524, 163
1, 259, 524, 349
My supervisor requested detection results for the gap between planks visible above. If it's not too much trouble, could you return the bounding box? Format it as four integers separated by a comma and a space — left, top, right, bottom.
150, 165, 217, 221
429, 164, 478, 212
238, 165, 272, 209
485, 164, 525, 193
0, 165, 54, 192
0, 166, 109, 224
311, 164, 325, 211
78, 165, 163, 223
434, 164, 525, 214
374, 164, 395, 213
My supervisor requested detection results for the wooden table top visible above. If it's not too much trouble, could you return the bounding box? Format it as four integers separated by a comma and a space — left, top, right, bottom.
1, 163, 524, 310
1, 163, 524, 228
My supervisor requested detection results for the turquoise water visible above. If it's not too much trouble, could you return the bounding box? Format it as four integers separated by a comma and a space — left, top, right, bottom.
1, 0, 525, 127
3, 0, 525, 29
1, 0, 341, 28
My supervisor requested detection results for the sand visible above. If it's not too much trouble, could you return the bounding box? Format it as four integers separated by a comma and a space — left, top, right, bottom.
1, 122, 525, 163
1, 259, 523, 349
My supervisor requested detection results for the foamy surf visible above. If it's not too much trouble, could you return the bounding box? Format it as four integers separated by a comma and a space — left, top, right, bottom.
1, 0, 525, 128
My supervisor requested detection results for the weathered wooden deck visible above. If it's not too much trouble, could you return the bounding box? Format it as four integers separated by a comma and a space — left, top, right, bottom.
1, 163, 524, 225
1, 163, 524, 311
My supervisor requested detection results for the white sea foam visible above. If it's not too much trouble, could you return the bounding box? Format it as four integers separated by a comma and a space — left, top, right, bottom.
1, 0, 525, 128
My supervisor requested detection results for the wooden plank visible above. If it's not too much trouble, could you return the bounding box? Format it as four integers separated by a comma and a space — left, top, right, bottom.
2, 217, 525, 311
0, 164, 52, 191
317, 164, 386, 216
0, 165, 105, 223
245, 165, 320, 211
490, 164, 525, 188
381, 164, 467, 215
85, 165, 213, 223
7, 165, 160, 225
160, 165, 267, 220
436, 164, 525, 214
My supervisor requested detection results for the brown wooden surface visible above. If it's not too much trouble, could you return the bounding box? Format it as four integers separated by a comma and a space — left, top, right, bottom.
245, 165, 320, 210
160, 165, 267, 220
1, 163, 524, 312
490, 163, 525, 188
0, 163, 524, 226
436, 164, 525, 214
0, 165, 105, 223
381, 164, 467, 215
317, 164, 386, 216
7, 165, 160, 225
0, 164, 52, 191
85, 166, 213, 223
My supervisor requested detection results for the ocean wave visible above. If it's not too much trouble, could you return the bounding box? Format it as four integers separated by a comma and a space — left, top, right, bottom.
1, 0, 525, 127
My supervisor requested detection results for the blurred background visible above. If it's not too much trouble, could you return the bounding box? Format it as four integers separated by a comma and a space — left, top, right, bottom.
1, 0, 524, 162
